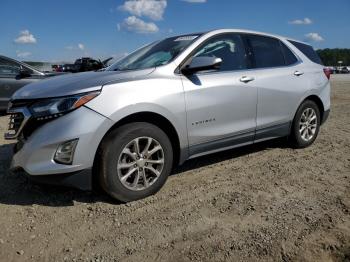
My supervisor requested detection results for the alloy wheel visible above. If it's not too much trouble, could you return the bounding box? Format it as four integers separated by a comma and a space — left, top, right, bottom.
299, 108, 317, 142
117, 137, 165, 191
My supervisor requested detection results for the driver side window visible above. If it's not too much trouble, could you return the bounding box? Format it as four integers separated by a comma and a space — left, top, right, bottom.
193, 34, 248, 72
0, 58, 21, 75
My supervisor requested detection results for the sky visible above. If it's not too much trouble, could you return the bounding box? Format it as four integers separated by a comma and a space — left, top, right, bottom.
1, 0, 349, 62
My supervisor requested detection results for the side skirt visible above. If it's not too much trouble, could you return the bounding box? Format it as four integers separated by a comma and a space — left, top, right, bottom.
188, 131, 254, 159
254, 122, 291, 143
187, 122, 291, 160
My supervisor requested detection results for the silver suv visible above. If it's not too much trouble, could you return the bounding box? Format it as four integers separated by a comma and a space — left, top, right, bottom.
6, 29, 330, 202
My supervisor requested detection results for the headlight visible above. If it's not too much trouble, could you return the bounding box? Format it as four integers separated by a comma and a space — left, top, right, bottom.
29, 91, 100, 120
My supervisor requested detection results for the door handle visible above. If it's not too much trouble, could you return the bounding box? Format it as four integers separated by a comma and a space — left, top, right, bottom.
240, 76, 255, 83
294, 70, 304, 76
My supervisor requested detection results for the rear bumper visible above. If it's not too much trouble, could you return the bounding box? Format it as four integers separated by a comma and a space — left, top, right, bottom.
321, 109, 330, 125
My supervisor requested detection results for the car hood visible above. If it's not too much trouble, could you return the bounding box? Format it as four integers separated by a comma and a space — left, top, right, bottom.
12, 69, 155, 100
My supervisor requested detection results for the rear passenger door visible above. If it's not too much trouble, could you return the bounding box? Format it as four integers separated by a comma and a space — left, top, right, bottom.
241, 34, 306, 141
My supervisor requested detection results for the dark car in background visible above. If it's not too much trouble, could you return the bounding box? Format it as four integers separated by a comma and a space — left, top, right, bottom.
54, 57, 113, 73
0, 55, 63, 111
340, 66, 350, 74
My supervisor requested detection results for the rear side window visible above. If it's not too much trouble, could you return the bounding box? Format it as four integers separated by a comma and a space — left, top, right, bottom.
281, 42, 298, 65
246, 35, 285, 68
288, 40, 323, 65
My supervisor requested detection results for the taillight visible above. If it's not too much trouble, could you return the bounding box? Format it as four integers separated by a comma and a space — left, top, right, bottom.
323, 68, 331, 80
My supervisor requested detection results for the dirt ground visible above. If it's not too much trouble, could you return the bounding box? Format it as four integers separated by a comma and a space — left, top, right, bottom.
0, 75, 349, 262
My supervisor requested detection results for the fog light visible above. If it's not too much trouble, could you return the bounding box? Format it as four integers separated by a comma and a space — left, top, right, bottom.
54, 139, 78, 165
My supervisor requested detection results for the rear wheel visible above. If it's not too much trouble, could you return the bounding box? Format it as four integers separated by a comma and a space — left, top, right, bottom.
291, 100, 320, 148
99, 122, 173, 202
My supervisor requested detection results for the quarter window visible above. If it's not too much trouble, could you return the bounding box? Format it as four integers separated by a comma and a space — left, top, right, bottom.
193, 34, 248, 71
288, 40, 323, 65
247, 35, 285, 68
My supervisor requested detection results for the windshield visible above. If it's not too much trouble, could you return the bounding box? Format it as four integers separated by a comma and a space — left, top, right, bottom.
108, 34, 202, 71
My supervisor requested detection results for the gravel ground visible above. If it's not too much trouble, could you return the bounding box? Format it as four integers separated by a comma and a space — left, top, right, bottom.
0, 75, 349, 262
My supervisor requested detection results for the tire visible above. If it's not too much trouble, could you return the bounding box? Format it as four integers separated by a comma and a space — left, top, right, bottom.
99, 122, 173, 202
290, 100, 321, 148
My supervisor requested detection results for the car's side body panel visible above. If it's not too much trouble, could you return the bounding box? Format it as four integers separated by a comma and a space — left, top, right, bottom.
86, 64, 190, 163
281, 39, 331, 113
181, 71, 257, 157
299, 64, 331, 112
247, 65, 307, 128
86, 30, 330, 164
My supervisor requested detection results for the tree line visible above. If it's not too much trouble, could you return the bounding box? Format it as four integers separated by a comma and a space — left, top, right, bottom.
316, 48, 350, 66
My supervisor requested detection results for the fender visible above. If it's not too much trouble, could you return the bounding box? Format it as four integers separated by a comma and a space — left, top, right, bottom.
108, 102, 188, 151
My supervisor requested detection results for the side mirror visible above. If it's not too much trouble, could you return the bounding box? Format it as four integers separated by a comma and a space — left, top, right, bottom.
18, 68, 32, 78
181, 56, 222, 75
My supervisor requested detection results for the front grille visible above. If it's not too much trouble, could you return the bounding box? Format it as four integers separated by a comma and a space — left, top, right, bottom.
6, 99, 62, 140
7, 113, 24, 135
4, 107, 31, 140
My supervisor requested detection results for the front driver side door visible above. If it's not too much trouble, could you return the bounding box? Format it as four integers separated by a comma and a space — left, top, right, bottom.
180, 33, 258, 157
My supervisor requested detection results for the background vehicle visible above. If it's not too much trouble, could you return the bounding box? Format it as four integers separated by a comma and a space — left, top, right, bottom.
0, 55, 64, 111
55, 57, 112, 73
6, 29, 330, 202
340, 66, 349, 74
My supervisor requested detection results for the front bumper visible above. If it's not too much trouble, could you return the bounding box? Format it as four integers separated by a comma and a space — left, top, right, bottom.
10, 106, 114, 188
13, 167, 93, 190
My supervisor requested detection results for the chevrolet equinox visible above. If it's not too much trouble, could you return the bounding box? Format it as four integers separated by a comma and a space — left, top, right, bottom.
6, 29, 330, 202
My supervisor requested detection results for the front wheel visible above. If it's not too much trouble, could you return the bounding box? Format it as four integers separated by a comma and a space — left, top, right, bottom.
99, 122, 173, 202
290, 100, 321, 148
